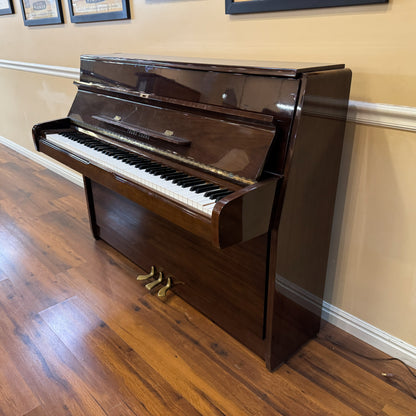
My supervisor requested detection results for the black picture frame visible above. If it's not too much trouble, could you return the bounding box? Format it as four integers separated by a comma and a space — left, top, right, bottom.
20, 0, 63, 25
67, 0, 130, 23
226, 0, 388, 14
0, 0, 14, 15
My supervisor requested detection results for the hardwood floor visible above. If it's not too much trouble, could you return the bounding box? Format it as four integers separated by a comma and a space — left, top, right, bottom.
0, 144, 415, 416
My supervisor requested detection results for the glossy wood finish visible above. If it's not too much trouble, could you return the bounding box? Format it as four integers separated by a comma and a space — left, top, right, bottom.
213, 176, 280, 248
265, 68, 353, 370
69, 88, 277, 181
32, 55, 352, 370
1, 145, 415, 416
81, 53, 345, 78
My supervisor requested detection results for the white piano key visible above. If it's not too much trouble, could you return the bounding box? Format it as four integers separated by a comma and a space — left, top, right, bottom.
46, 133, 220, 216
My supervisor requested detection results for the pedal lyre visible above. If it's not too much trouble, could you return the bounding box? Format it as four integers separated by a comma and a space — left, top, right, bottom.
137, 266, 155, 281
145, 272, 163, 291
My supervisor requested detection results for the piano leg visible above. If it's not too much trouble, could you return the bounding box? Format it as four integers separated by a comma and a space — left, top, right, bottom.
83, 177, 100, 240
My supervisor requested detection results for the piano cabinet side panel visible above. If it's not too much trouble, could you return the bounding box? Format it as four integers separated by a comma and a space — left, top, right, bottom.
265, 69, 352, 371
88, 179, 268, 357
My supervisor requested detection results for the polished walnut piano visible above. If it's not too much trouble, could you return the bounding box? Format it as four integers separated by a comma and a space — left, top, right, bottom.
33, 54, 351, 370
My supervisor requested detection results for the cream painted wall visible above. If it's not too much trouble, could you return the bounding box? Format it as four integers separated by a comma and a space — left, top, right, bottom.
326, 123, 416, 345
0, 0, 415, 348
1, 1, 415, 105
0, 71, 74, 148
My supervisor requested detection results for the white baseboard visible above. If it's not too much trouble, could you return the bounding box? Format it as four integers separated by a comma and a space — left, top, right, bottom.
0, 136, 83, 187
322, 302, 416, 369
278, 275, 416, 369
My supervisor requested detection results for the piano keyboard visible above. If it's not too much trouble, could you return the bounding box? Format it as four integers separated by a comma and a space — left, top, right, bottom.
45, 131, 233, 216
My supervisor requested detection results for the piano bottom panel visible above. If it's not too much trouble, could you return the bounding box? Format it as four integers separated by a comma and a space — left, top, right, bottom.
88, 179, 268, 357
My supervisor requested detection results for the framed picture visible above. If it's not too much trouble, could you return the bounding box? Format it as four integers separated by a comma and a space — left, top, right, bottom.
226, 0, 388, 14
20, 0, 63, 25
67, 0, 130, 23
0, 0, 14, 15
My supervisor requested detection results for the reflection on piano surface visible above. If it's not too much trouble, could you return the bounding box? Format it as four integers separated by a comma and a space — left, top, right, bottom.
33, 54, 351, 370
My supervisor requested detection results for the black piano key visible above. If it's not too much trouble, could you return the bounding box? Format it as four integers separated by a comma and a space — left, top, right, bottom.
134, 160, 157, 168
144, 165, 166, 173
190, 184, 220, 193
122, 155, 140, 164
178, 178, 206, 187
159, 167, 177, 174
146, 167, 176, 175
119, 156, 135, 163
133, 158, 151, 166
204, 189, 230, 198
125, 159, 139, 165
112, 152, 128, 158
76, 137, 94, 144
206, 190, 233, 200
215, 194, 230, 202
160, 172, 187, 180
141, 162, 161, 170
92, 145, 110, 150
171, 176, 192, 184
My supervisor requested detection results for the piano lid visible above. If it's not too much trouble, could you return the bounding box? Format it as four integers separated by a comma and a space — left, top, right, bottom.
81, 53, 345, 78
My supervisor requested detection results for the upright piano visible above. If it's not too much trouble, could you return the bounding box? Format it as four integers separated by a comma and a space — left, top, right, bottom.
33, 54, 351, 370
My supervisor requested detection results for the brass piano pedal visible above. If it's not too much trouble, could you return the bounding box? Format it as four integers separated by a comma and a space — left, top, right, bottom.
145, 271, 164, 291
137, 266, 155, 281
157, 277, 172, 298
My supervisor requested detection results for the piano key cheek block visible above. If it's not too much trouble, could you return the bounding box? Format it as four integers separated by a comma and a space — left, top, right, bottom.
32, 54, 351, 371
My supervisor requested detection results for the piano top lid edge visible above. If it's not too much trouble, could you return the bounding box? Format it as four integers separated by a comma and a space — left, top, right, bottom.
80, 53, 345, 78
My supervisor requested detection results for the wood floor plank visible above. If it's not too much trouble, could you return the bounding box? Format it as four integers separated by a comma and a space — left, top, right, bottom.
0, 336, 40, 416
318, 322, 416, 400
23, 406, 48, 416
48, 194, 90, 226
376, 390, 416, 415
0, 161, 65, 217
287, 340, 404, 415
40, 296, 202, 416
0, 279, 129, 416
0, 222, 75, 313
106, 402, 143, 416
0, 198, 86, 272
0, 146, 44, 171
